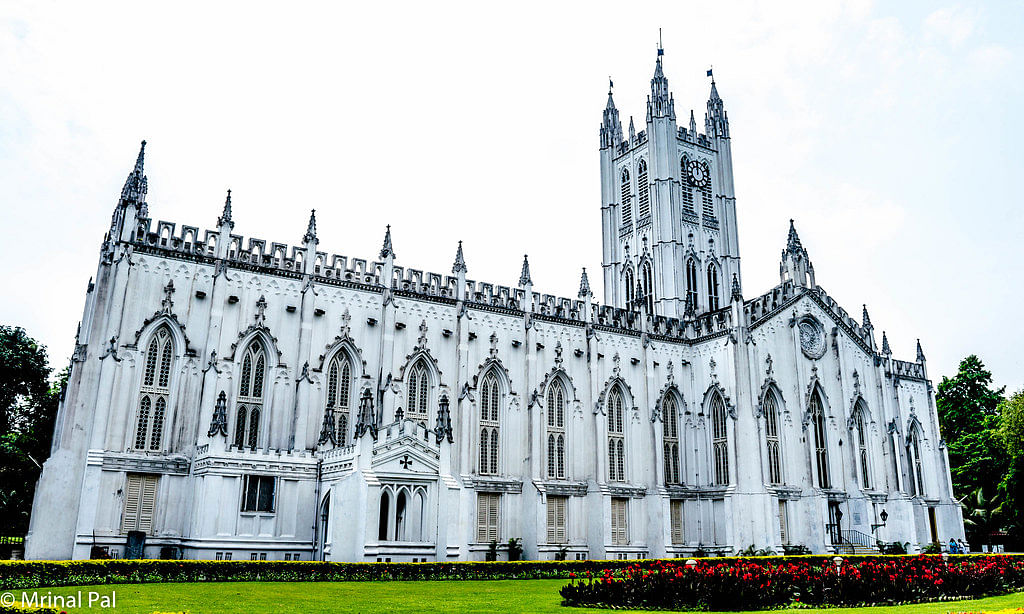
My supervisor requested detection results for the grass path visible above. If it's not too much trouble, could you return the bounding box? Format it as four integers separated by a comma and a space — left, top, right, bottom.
10, 580, 1024, 614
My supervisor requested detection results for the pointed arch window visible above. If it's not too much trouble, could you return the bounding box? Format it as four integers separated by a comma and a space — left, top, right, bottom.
685, 258, 698, 311
764, 390, 783, 485
234, 340, 266, 450
639, 261, 654, 313
854, 401, 870, 489
546, 381, 566, 479
620, 169, 632, 227
711, 393, 730, 485
607, 388, 626, 482
637, 159, 650, 220
406, 361, 431, 424
700, 162, 714, 218
135, 326, 174, 451
810, 390, 830, 489
326, 352, 353, 446
663, 394, 680, 485
907, 428, 925, 496
623, 267, 635, 310
707, 263, 720, 310
680, 156, 695, 213
479, 373, 500, 476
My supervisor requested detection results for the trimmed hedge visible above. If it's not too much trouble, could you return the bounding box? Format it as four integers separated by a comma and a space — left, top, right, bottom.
559, 555, 1024, 610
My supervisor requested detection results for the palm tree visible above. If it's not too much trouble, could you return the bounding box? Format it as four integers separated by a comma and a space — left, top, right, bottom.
961, 488, 1004, 549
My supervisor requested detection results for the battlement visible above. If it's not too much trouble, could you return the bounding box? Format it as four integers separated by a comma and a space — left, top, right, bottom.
892, 359, 926, 381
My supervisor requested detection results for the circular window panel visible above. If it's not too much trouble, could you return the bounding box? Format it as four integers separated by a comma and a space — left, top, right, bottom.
798, 317, 826, 359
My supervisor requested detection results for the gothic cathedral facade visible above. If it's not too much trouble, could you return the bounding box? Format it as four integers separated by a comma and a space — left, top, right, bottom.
26, 49, 964, 561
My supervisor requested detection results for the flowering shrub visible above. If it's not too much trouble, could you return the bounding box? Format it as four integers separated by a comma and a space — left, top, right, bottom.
559, 555, 1024, 610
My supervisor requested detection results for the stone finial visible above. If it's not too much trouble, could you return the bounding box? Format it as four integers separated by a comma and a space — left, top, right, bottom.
120, 140, 149, 204
786, 219, 803, 253
578, 268, 591, 298
862, 304, 872, 328
881, 331, 891, 355
208, 391, 229, 437
519, 254, 532, 287
217, 189, 234, 229
379, 225, 395, 260
303, 209, 318, 244
730, 273, 742, 302
683, 291, 696, 320
916, 339, 926, 363
689, 109, 697, 134
452, 241, 467, 275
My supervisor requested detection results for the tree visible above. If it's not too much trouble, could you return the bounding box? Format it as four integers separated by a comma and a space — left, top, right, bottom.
0, 327, 62, 537
960, 487, 1004, 547
936, 355, 1007, 499
998, 390, 1024, 548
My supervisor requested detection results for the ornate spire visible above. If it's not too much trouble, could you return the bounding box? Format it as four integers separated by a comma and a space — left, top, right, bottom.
916, 339, 926, 362
647, 41, 674, 120
379, 224, 395, 260
689, 109, 697, 134
600, 78, 623, 149
730, 273, 742, 302
706, 74, 729, 138
120, 140, 148, 204
303, 209, 318, 244
881, 331, 891, 355
578, 267, 591, 297
217, 189, 234, 229
786, 219, 803, 253
452, 240, 467, 275
780, 219, 813, 288
519, 254, 532, 287
862, 304, 872, 328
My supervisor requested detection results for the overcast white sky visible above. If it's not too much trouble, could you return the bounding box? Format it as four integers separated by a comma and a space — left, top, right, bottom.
1, 1, 1021, 391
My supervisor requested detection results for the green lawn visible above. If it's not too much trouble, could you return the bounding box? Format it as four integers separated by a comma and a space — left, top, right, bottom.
9, 580, 1024, 614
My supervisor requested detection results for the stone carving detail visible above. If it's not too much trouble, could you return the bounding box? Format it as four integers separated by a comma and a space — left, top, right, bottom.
798, 316, 826, 359
208, 391, 228, 437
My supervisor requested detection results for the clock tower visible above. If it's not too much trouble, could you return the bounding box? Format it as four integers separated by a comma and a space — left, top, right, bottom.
599, 46, 741, 318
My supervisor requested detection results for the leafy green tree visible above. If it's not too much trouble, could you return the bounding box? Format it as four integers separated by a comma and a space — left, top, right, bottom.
0, 326, 62, 537
998, 390, 1024, 547
936, 355, 1007, 498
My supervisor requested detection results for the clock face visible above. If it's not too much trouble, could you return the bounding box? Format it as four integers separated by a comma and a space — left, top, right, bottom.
688, 160, 709, 188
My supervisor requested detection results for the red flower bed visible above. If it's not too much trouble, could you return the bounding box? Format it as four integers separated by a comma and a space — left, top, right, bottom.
559, 555, 1024, 610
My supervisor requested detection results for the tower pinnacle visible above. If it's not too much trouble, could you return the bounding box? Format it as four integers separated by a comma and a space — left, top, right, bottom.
647, 38, 674, 120
518, 254, 532, 287
452, 240, 467, 275
578, 267, 591, 298
379, 225, 395, 260
217, 189, 234, 229
600, 77, 623, 148
780, 219, 814, 288
120, 140, 148, 204
303, 209, 318, 244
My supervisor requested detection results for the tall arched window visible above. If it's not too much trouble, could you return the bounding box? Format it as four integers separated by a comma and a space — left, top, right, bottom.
234, 340, 266, 450
607, 388, 626, 482
680, 156, 695, 213
685, 259, 698, 311
907, 428, 925, 496
326, 352, 353, 446
620, 169, 632, 227
764, 390, 783, 485
711, 393, 729, 485
639, 261, 654, 313
479, 373, 500, 475
637, 159, 650, 220
707, 263, 720, 310
854, 401, 870, 489
663, 394, 680, 485
810, 390, 830, 489
546, 380, 566, 479
135, 326, 174, 451
700, 162, 714, 218
623, 267, 635, 310
406, 361, 431, 424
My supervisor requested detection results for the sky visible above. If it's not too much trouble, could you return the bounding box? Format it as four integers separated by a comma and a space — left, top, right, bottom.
1, 1, 1021, 392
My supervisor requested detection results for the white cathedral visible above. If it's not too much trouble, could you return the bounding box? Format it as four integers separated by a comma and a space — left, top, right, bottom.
25, 48, 964, 562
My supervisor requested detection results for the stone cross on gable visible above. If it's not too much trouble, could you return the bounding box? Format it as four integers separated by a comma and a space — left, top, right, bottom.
340, 308, 352, 337
489, 332, 498, 358
255, 295, 268, 325
613, 352, 621, 377
554, 341, 564, 367
161, 280, 175, 314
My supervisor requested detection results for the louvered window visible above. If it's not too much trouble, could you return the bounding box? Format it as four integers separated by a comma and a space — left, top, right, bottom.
610, 497, 628, 545
620, 169, 632, 227
407, 361, 431, 423
607, 389, 626, 482
479, 373, 500, 475
546, 381, 566, 479
623, 268, 635, 309
476, 493, 500, 543
680, 157, 695, 213
670, 500, 684, 544
778, 500, 789, 544
711, 394, 729, 485
122, 473, 158, 534
700, 162, 714, 218
639, 261, 654, 313
764, 391, 783, 485
663, 395, 680, 484
810, 391, 831, 489
707, 264, 720, 310
327, 354, 353, 445
636, 159, 650, 220
685, 259, 698, 311
546, 495, 567, 543
235, 341, 266, 450
135, 327, 174, 451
